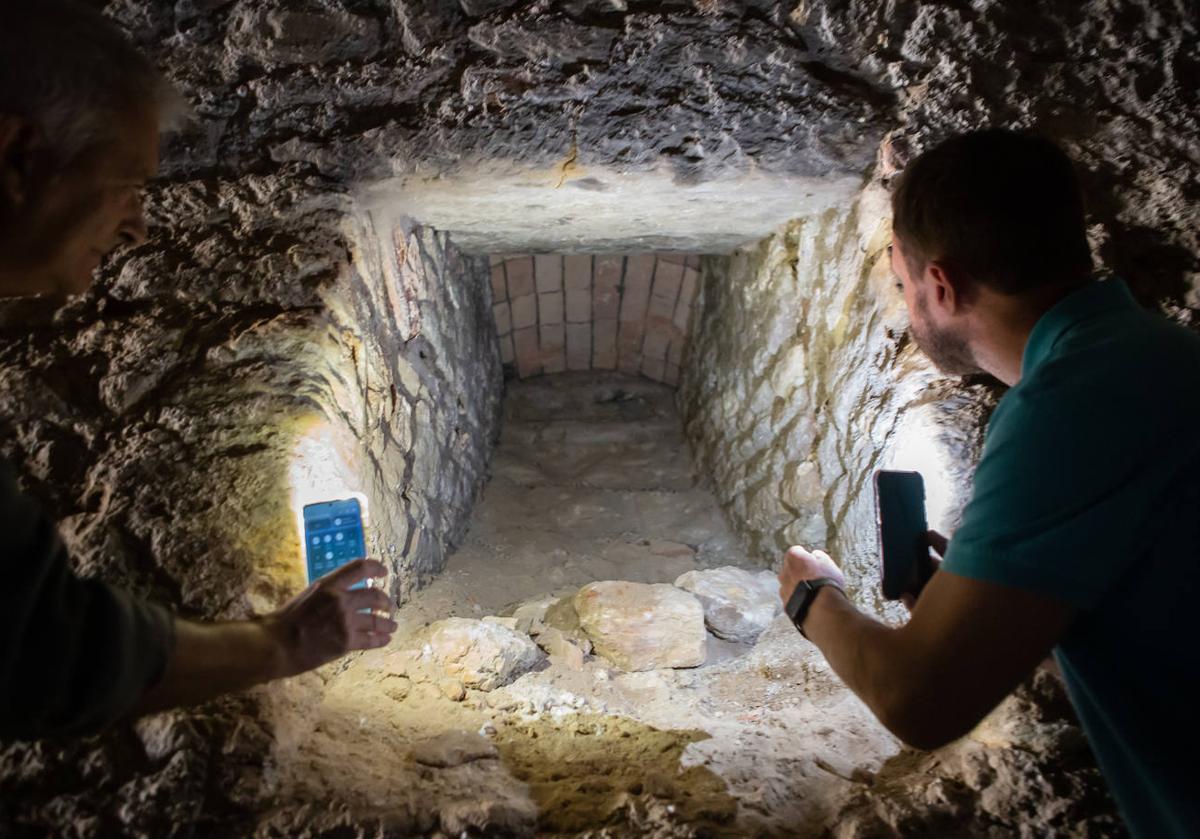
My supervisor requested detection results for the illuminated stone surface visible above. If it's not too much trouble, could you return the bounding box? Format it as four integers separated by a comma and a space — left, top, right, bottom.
575, 581, 707, 671
420, 617, 544, 691
674, 566, 783, 644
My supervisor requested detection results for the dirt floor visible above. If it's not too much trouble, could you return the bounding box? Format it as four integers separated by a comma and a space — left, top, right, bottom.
252, 372, 1116, 837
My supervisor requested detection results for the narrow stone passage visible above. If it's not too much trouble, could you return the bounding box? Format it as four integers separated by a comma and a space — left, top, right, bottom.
253, 371, 1112, 837
256, 372, 899, 836
394, 371, 744, 632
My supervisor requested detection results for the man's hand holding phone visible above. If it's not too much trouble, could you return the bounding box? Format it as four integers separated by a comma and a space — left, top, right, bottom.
262, 558, 396, 678
900, 530, 946, 611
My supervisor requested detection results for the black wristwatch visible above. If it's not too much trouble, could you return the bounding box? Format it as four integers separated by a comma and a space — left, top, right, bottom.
785, 577, 844, 638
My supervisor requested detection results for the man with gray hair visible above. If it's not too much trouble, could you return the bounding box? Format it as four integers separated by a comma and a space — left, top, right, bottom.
0, 1, 397, 739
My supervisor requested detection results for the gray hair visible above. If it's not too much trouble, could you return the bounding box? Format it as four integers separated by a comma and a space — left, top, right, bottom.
0, 0, 189, 162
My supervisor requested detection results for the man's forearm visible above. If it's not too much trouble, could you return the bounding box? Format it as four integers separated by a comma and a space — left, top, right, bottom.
131, 617, 288, 716
802, 588, 921, 741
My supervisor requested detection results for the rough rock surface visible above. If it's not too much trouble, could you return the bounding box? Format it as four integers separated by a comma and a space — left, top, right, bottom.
675, 566, 783, 643
574, 581, 707, 671
0, 0, 1195, 834
410, 730, 500, 768
419, 617, 544, 691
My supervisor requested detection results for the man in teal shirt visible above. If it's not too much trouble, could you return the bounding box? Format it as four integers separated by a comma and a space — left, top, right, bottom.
779, 129, 1198, 837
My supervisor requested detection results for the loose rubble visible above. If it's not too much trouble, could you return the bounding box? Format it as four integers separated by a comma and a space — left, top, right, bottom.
418, 617, 544, 691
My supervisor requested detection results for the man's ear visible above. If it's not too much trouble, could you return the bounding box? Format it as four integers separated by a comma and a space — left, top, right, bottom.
0, 115, 44, 211
925, 260, 971, 315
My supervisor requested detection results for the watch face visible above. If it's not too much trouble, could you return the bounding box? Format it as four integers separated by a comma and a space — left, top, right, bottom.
785, 581, 813, 622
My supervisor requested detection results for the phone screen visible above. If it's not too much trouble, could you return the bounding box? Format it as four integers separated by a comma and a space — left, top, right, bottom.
875, 470, 934, 601
303, 498, 366, 586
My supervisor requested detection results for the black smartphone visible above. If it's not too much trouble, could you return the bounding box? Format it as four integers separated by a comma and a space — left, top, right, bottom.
874, 470, 936, 601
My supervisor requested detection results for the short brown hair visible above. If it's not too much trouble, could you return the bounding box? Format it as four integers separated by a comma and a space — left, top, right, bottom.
891, 129, 1092, 295
0, 0, 186, 162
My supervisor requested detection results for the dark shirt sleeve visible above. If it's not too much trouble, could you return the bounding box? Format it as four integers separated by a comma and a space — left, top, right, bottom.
0, 464, 175, 740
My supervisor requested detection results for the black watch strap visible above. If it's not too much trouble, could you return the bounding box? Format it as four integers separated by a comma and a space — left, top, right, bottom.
785, 577, 843, 637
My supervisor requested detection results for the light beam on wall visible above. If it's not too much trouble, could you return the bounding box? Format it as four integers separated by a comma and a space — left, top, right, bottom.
885, 404, 958, 535
287, 418, 371, 574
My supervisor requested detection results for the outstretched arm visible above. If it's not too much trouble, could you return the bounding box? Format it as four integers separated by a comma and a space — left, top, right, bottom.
779, 546, 1074, 749
133, 558, 396, 715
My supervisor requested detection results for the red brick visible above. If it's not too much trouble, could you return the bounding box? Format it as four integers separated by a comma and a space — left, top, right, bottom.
593, 283, 620, 320
540, 323, 566, 373
667, 337, 685, 366
620, 254, 655, 322
535, 255, 563, 294
594, 255, 623, 288
492, 301, 512, 336
618, 349, 643, 375
651, 259, 685, 303
539, 291, 563, 325
643, 329, 670, 360
642, 357, 667, 382
513, 327, 540, 377
511, 294, 537, 330
617, 319, 644, 353
506, 257, 535, 297
655, 252, 687, 265
665, 363, 681, 386
647, 293, 675, 323
566, 322, 591, 370
490, 263, 507, 301
499, 333, 515, 364
564, 254, 592, 290
674, 267, 699, 331
565, 287, 591, 323
593, 319, 618, 369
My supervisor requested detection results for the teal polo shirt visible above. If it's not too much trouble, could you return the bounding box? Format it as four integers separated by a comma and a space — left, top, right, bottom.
943, 279, 1200, 838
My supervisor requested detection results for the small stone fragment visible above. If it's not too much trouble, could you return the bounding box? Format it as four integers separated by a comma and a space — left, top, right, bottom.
383, 675, 412, 702
574, 581, 706, 671
439, 678, 467, 702
674, 566, 783, 643
542, 594, 593, 653
510, 595, 558, 635
410, 730, 498, 768
535, 626, 586, 670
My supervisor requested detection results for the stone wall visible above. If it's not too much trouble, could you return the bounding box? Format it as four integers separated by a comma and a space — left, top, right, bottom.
0, 0, 1195, 833
490, 253, 701, 383
676, 0, 1199, 621
0, 212, 502, 832
0, 215, 500, 615
679, 189, 995, 617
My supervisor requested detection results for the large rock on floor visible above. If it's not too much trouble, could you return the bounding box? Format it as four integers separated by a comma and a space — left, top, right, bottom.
421, 617, 543, 691
573, 581, 706, 671
674, 566, 783, 644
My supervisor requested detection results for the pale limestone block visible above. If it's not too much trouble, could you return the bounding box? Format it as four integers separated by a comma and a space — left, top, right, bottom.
574, 581, 706, 671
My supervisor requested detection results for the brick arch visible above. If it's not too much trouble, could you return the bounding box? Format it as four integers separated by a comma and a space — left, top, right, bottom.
490, 253, 701, 385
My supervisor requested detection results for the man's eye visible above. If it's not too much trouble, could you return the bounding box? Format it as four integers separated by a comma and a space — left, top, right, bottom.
887, 244, 894, 257
895, 282, 904, 292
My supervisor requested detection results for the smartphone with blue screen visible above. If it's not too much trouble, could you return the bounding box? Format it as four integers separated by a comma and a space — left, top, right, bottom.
303, 498, 367, 589
874, 470, 936, 601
